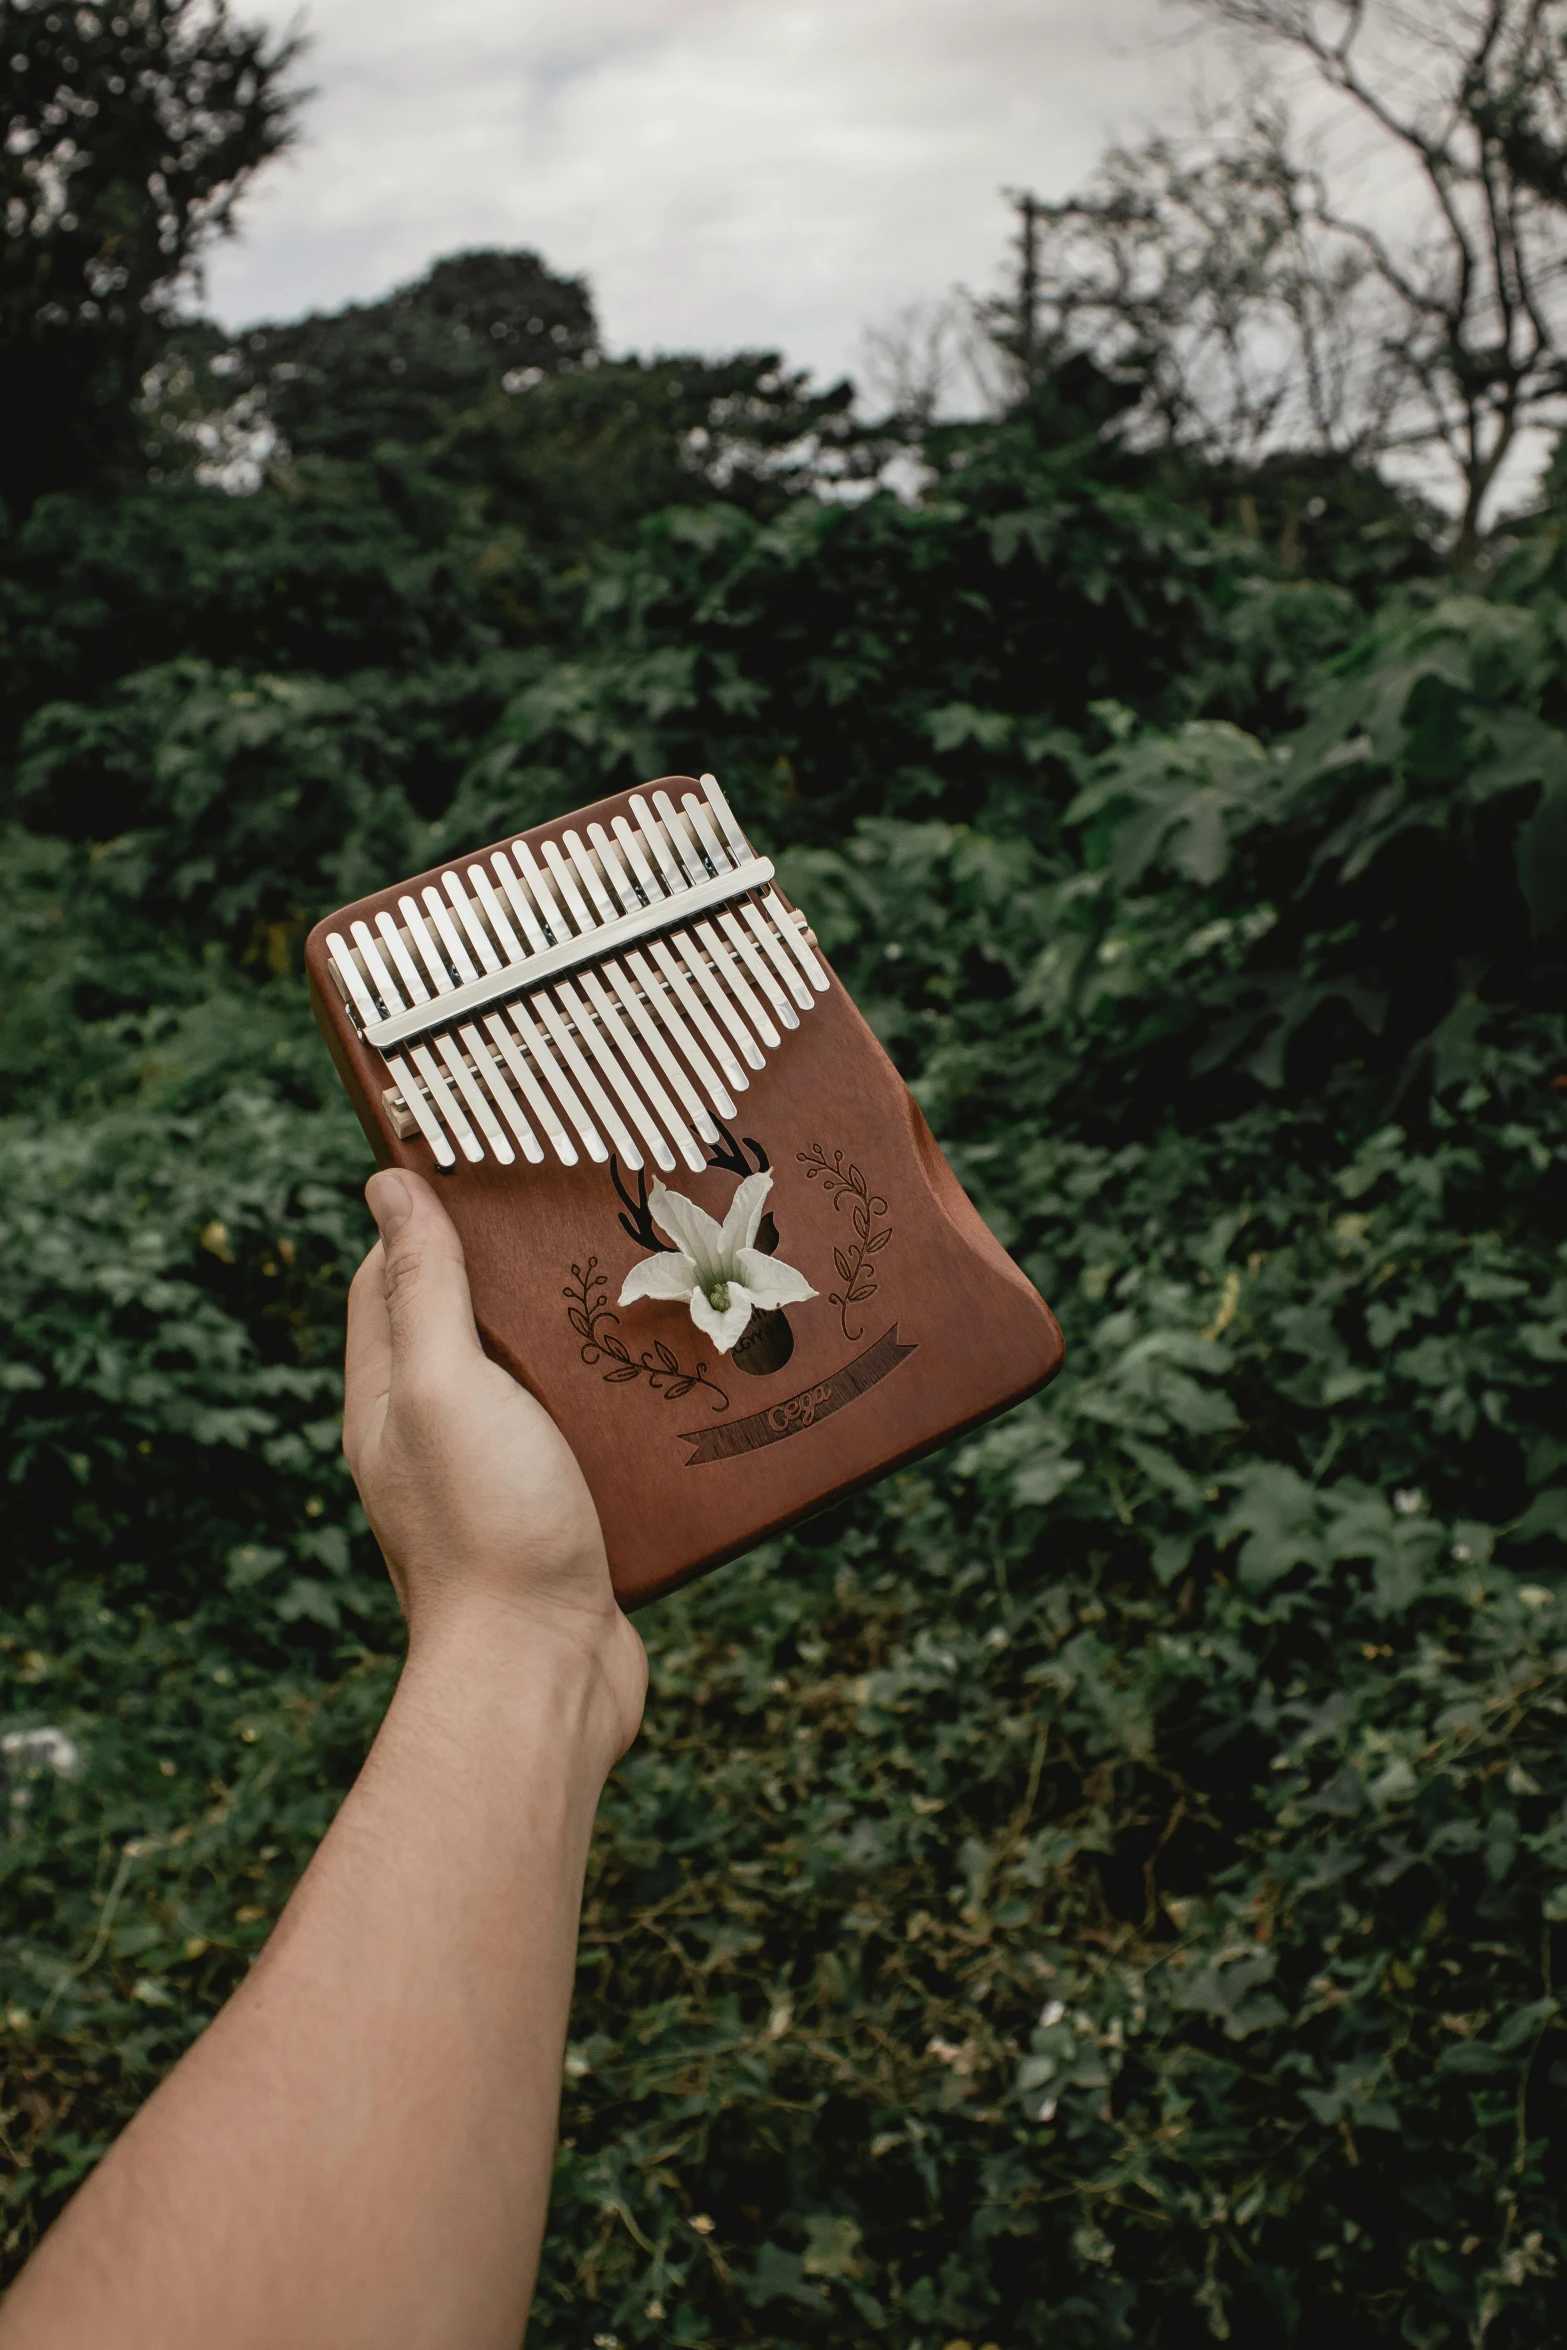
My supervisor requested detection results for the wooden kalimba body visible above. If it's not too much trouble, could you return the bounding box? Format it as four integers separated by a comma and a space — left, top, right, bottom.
307, 775, 1063, 1607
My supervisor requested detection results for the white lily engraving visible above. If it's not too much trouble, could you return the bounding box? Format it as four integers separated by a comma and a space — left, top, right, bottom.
617, 1169, 816, 1354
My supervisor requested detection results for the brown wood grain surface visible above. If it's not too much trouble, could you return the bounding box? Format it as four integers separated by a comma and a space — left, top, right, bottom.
305, 778, 1064, 1606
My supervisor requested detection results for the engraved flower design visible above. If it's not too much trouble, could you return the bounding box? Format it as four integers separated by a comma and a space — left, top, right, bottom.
617, 1170, 816, 1354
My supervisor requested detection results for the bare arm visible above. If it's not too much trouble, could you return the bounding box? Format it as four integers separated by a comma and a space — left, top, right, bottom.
0, 1169, 646, 2350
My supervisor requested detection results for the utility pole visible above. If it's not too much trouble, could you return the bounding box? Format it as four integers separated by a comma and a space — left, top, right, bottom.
1003, 188, 1042, 393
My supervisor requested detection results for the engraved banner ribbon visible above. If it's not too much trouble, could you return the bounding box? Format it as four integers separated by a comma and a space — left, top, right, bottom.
679, 1325, 916, 1465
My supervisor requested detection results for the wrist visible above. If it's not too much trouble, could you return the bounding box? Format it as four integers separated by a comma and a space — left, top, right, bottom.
397, 1586, 643, 1781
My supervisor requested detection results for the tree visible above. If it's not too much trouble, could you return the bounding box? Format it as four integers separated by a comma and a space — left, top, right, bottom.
990, 2, 1567, 559
978, 108, 1398, 466
0, 0, 303, 518
1184, 0, 1567, 558
193, 246, 600, 467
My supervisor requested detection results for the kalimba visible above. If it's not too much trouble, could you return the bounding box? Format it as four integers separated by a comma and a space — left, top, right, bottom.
307, 775, 1063, 1606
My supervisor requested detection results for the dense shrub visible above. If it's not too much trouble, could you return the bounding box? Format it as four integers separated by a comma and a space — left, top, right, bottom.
1, 304, 1564, 2345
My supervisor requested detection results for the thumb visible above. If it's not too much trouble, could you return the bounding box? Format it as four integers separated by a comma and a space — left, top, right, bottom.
366, 1168, 482, 1385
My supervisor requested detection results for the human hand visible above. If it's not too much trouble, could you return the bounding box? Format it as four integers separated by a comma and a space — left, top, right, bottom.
343, 1169, 646, 1763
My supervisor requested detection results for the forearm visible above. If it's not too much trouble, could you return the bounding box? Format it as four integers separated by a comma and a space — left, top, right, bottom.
0, 1605, 616, 2350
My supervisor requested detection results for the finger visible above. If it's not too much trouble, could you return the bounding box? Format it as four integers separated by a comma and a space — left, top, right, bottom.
365, 1168, 483, 1394
342, 1240, 391, 1466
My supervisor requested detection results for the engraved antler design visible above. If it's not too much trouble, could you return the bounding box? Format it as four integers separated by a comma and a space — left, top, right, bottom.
611, 1158, 672, 1252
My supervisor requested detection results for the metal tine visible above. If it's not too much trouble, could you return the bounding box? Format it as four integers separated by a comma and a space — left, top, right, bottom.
516, 846, 675, 1172
443, 872, 500, 972
440, 877, 572, 1166
385, 902, 491, 1162
422, 885, 480, 985
375, 911, 431, 1005
648, 791, 784, 1050
560, 828, 620, 924
349, 921, 403, 1016
459, 873, 593, 1163
577, 963, 707, 1171
489, 847, 552, 954
485, 849, 626, 1163
623, 946, 735, 1119
400, 896, 456, 996
384, 1053, 458, 1168
759, 883, 830, 993
602, 818, 752, 1091
409, 1039, 483, 1164
696, 771, 752, 864
562, 831, 722, 1146
435, 1030, 515, 1163
693, 914, 781, 1049
683, 792, 811, 1013
397, 896, 512, 1164
349, 919, 468, 1166
621, 805, 765, 1072
458, 1020, 543, 1163
326, 930, 381, 1029
530, 989, 639, 1167
479, 1009, 580, 1165
590, 823, 739, 1115
696, 772, 823, 992
716, 902, 798, 1030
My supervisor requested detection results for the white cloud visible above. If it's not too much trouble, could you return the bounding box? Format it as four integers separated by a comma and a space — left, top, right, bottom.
202, 0, 1212, 382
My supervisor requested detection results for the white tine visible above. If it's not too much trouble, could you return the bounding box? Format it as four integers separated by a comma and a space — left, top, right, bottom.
680, 791, 735, 877
516, 843, 575, 945
327, 931, 380, 1028
444, 873, 501, 974
541, 839, 597, 935
376, 910, 431, 1003
718, 906, 797, 1030
350, 921, 404, 1016
460, 1022, 542, 1162
384, 1052, 457, 1169
608, 811, 754, 1074
573, 832, 723, 1131
739, 895, 814, 1010
564, 830, 620, 924
628, 795, 686, 893
762, 885, 830, 993
608, 813, 661, 901
601, 956, 721, 1147
422, 886, 479, 984
491, 848, 551, 954
652, 789, 713, 883
410, 1040, 483, 1163
470, 864, 525, 964
681, 791, 805, 1006
652, 935, 750, 1089
480, 1010, 579, 1165
434, 1031, 514, 1163
665, 926, 764, 1071
698, 772, 752, 864
632, 940, 741, 1110
553, 977, 674, 1170
588, 821, 644, 913
529, 990, 638, 1166
481, 845, 620, 1160
399, 896, 455, 996
574, 967, 697, 1170
694, 916, 780, 1050
504, 992, 608, 1161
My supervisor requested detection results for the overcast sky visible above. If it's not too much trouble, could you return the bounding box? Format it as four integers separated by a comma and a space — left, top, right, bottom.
203, 0, 1226, 386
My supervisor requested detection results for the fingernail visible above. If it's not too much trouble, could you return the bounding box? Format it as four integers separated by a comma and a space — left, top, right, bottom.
367, 1171, 412, 1242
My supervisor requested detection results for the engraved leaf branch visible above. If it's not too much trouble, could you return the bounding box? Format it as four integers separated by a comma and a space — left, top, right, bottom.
564, 1256, 729, 1413
796, 1144, 892, 1343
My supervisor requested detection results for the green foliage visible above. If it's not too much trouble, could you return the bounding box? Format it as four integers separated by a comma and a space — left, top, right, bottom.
2, 216, 1565, 2345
